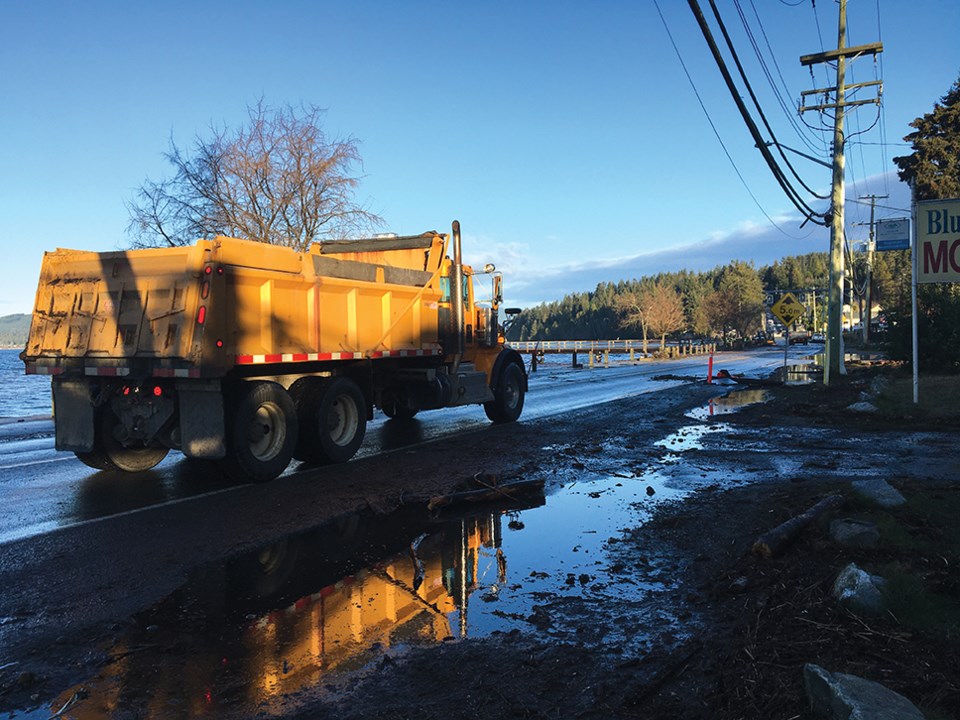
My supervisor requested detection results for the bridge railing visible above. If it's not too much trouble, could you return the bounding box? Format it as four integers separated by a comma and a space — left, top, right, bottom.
507, 339, 717, 371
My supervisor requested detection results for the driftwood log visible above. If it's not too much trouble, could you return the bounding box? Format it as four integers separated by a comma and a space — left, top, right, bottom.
427, 477, 545, 511
752, 494, 845, 559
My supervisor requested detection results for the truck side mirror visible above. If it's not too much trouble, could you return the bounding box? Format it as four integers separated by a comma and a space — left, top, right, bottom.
492, 275, 503, 308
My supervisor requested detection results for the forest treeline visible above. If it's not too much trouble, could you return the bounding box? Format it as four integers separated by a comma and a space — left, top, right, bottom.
506, 249, 914, 353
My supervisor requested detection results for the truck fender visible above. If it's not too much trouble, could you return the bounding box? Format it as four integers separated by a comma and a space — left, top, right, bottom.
489, 348, 527, 394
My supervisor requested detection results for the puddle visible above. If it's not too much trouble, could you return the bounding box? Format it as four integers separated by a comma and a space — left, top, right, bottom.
14, 470, 693, 719
656, 422, 731, 452
686, 389, 771, 421
11, 390, 773, 720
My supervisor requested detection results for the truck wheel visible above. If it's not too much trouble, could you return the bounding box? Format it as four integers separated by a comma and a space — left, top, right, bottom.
299, 377, 366, 464
223, 381, 298, 482
99, 409, 170, 472
484, 362, 525, 423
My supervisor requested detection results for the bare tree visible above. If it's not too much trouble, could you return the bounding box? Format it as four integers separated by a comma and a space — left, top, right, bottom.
645, 282, 685, 354
127, 101, 382, 251
615, 288, 652, 354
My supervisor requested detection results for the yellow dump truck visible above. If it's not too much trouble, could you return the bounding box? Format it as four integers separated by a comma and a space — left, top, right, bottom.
22, 221, 526, 482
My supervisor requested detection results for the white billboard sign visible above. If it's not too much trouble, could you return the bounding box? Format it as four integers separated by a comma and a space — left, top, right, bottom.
917, 199, 960, 284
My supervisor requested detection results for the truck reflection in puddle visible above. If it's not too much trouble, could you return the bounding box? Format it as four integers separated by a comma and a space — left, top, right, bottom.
36, 495, 544, 719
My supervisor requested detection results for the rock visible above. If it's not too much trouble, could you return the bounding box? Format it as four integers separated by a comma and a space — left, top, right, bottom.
847, 401, 878, 413
804, 664, 926, 719
851, 479, 906, 508
16, 671, 35, 687
830, 518, 880, 549
832, 563, 886, 613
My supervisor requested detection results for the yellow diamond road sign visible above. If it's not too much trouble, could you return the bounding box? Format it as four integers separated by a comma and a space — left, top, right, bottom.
771, 292, 805, 328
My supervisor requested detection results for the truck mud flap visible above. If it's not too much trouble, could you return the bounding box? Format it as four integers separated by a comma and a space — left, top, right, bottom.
52, 379, 95, 452
178, 381, 226, 459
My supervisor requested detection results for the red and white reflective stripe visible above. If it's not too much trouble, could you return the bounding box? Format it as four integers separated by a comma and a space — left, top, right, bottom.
152, 368, 201, 378
84, 366, 131, 377
235, 351, 363, 365
367, 348, 444, 358
25, 364, 64, 376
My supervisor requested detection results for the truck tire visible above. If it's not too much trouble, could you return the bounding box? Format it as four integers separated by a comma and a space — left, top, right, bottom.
298, 377, 366, 464
74, 448, 117, 471
223, 381, 298, 483
484, 362, 525, 423
88, 409, 170, 473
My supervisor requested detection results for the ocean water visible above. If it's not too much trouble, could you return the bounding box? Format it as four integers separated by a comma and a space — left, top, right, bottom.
0, 348, 52, 418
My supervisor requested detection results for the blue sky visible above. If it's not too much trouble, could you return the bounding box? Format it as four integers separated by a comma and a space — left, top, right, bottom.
1, 1, 958, 314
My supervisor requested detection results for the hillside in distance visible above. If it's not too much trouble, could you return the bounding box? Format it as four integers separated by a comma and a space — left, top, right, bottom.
0, 314, 30, 348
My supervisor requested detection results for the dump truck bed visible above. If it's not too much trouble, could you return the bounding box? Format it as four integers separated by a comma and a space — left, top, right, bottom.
24, 234, 448, 378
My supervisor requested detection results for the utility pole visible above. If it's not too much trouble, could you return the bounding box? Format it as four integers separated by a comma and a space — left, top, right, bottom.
858, 194, 888, 346
799, 0, 882, 385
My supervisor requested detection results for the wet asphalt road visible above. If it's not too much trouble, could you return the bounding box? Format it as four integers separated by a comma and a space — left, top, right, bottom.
0, 347, 799, 546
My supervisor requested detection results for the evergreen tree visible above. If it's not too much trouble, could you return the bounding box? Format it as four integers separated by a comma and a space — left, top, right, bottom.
893, 76, 960, 198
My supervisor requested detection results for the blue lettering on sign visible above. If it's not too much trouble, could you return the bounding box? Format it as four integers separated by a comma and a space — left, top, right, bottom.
926, 209, 960, 235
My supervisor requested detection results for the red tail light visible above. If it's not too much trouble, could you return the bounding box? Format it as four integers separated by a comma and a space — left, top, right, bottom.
153, 385, 163, 397
197, 306, 206, 324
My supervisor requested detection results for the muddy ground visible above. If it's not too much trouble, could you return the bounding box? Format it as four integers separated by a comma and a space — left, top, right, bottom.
2, 362, 959, 719
291, 366, 960, 720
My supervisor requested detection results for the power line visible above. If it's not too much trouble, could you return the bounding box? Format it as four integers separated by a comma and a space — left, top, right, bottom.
741, 0, 828, 156
710, 0, 829, 201
652, 0, 810, 239
875, 0, 891, 196
689, 0, 827, 223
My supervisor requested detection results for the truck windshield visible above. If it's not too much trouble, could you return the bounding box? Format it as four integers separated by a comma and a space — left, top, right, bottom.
439, 276, 471, 303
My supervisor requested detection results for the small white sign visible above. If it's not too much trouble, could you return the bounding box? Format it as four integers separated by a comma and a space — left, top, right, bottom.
876, 217, 910, 251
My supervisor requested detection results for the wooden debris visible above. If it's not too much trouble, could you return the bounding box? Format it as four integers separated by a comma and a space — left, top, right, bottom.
425, 475, 545, 512
752, 494, 845, 559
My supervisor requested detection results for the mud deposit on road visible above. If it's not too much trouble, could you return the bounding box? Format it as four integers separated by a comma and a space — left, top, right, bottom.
3, 368, 959, 719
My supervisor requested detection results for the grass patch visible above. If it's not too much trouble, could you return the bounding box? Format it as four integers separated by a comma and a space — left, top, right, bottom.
876, 374, 960, 419
847, 482, 960, 637
880, 565, 960, 637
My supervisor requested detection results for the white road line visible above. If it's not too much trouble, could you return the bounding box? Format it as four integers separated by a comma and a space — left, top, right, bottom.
0, 457, 73, 470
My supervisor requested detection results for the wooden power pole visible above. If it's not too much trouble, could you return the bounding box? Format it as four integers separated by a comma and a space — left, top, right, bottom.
799, 0, 882, 385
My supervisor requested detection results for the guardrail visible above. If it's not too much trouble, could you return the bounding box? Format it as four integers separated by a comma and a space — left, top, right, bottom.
507, 339, 717, 371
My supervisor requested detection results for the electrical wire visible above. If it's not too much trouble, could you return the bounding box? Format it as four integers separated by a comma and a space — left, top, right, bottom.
691, 0, 827, 223
875, 0, 891, 196
653, 0, 811, 239
711, 0, 829, 201
741, 0, 828, 156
